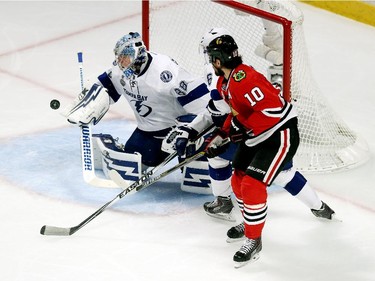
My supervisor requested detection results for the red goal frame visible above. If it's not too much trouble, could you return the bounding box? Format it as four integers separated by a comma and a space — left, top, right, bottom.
141, 0, 293, 101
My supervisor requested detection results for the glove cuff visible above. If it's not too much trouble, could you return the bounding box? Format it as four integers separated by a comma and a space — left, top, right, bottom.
178, 126, 198, 140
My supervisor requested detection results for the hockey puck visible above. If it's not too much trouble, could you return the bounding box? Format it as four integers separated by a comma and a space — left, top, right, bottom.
50, 99, 60, 110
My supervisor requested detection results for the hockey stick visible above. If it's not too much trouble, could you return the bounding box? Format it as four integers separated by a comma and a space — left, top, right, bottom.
76, 52, 119, 188
40, 127, 220, 236
40, 149, 179, 236
40, 150, 207, 236
108, 149, 177, 191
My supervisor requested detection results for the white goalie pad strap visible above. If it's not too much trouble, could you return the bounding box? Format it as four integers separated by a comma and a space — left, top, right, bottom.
67, 83, 110, 125
181, 159, 212, 195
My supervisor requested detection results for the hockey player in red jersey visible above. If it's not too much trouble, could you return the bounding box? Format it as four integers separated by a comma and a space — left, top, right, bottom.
202, 32, 312, 268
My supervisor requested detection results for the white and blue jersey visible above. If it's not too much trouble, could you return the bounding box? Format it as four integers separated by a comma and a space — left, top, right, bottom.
98, 52, 210, 132
96, 51, 209, 167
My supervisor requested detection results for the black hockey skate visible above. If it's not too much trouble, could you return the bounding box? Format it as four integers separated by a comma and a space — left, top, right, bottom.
311, 201, 335, 220
233, 237, 262, 268
203, 196, 235, 222
227, 222, 245, 243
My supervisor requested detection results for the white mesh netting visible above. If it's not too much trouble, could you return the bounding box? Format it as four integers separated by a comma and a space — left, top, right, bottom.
147, 0, 369, 173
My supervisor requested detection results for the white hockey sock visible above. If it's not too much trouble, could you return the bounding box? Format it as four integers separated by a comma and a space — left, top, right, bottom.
295, 182, 322, 210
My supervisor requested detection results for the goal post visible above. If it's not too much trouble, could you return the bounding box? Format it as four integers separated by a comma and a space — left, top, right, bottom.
214, 0, 293, 102
142, 0, 369, 173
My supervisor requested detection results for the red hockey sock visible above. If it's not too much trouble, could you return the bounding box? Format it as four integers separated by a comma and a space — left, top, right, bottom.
241, 176, 268, 239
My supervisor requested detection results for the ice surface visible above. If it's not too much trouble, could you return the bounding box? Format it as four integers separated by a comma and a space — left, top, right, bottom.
0, 2, 374, 281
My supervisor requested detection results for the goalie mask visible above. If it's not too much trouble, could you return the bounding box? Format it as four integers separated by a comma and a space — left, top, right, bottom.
114, 32, 147, 78
200, 28, 240, 68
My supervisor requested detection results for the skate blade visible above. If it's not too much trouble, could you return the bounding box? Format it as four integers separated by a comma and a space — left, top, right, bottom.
226, 236, 246, 243
331, 213, 343, 222
205, 211, 236, 222
316, 213, 343, 222
234, 253, 260, 268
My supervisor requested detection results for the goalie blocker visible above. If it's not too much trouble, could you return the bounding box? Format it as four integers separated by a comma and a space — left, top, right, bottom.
93, 133, 212, 195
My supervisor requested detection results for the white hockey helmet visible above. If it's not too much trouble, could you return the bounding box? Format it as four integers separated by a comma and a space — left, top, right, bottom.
200, 27, 232, 63
113, 32, 147, 78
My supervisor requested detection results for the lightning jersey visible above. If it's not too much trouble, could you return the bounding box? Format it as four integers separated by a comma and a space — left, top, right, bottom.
98, 52, 210, 132
218, 64, 297, 146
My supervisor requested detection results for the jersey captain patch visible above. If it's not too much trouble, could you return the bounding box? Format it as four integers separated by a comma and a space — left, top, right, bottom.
233, 70, 246, 82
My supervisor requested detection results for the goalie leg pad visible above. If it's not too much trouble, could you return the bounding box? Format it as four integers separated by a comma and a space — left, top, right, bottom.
181, 158, 212, 195
93, 134, 142, 182
102, 150, 142, 182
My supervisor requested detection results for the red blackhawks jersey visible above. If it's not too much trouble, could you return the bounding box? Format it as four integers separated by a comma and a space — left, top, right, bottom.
218, 64, 297, 146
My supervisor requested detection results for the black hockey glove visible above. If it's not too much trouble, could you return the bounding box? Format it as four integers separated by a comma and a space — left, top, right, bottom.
229, 116, 251, 143
174, 126, 199, 157
204, 128, 230, 158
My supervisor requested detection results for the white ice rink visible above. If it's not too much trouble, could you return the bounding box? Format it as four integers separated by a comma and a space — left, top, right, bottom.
0, 1, 374, 281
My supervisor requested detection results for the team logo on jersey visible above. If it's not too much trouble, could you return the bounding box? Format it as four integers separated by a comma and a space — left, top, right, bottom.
160, 70, 173, 82
233, 70, 246, 82
130, 100, 152, 117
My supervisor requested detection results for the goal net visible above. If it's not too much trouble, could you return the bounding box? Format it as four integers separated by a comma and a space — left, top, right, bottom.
143, 0, 369, 173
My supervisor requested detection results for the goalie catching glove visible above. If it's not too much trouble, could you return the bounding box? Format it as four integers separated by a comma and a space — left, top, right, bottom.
66, 83, 110, 125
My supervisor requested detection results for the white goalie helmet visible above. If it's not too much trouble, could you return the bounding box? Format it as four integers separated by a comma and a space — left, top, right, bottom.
113, 32, 147, 78
199, 27, 232, 63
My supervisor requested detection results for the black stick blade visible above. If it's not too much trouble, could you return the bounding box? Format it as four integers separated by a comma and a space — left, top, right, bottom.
40, 225, 72, 236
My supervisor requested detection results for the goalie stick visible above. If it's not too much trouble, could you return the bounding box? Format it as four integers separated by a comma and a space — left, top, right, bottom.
76, 52, 119, 188
40, 125, 217, 236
